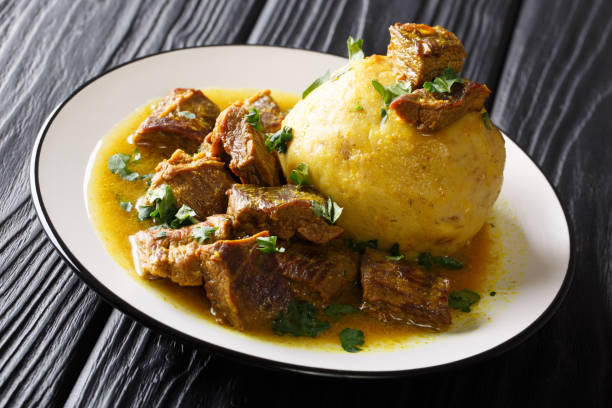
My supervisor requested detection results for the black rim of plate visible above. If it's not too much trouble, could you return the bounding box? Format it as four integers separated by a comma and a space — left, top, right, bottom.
29, 44, 575, 379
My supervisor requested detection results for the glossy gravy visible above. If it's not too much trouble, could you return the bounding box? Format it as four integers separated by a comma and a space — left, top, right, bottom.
87, 88, 501, 350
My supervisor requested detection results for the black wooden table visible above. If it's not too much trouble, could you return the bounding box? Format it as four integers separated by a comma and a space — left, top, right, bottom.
1, 0, 611, 406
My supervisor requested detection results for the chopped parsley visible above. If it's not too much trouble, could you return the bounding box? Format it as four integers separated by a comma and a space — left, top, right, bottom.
154, 231, 167, 239
302, 70, 330, 99
170, 204, 199, 228
482, 111, 492, 130
339, 328, 364, 352
417, 252, 464, 270
380, 107, 388, 123
256, 235, 285, 254
190, 226, 218, 244
119, 201, 132, 212
264, 126, 293, 153
347, 36, 364, 63
246, 107, 263, 132
324, 304, 358, 321
273, 299, 330, 337
371, 79, 412, 108
289, 162, 312, 187
177, 111, 196, 120
423, 67, 464, 94
490, 291, 497, 297
344, 238, 377, 254
449, 289, 481, 312
353, 101, 364, 111
137, 186, 198, 229
312, 197, 343, 225
108, 149, 141, 181
385, 243, 405, 261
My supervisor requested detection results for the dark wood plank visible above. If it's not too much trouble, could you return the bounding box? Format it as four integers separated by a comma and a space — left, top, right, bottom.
63, 2, 527, 407
0, 1, 265, 406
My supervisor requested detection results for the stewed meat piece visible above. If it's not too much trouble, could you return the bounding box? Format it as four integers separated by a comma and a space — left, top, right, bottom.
243, 90, 286, 133
227, 184, 344, 244
149, 149, 236, 219
129, 214, 233, 286
208, 103, 284, 186
200, 231, 292, 330
390, 80, 490, 132
360, 248, 451, 330
275, 241, 358, 306
132, 88, 220, 153
387, 23, 466, 87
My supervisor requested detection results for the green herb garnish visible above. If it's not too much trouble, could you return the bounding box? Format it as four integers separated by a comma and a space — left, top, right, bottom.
371, 79, 412, 107
289, 162, 312, 187
137, 205, 155, 221
256, 235, 285, 254
170, 205, 198, 228
273, 299, 330, 337
190, 226, 218, 244
178, 111, 196, 120
264, 126, 293, 153
380, 107, 388, 123
423, 67, 464, 94
324, 304, 358, 321
339, 328, 364, 352
417, 252, 464, 270
119, 201, 132, 212
154, 231, 167, 239
302, 70, 330, 99
246, 107, 263, 132
344, 238, 377, 254
353, 101, 364, 111
385, 243, 405, 261
347, 36, 364, 63
108, 149, 141, 181
490, 291, 496, 296
312, 197, 343, 225
449, 289, 480, 312
482, 111, 492, 130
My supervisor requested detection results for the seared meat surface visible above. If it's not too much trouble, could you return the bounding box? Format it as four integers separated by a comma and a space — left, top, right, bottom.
387, 23, 466, 87
133, 88, 220, 153
149, 149, 236, 219
129, 214, 233, 286
200, 231, 292, 330
243, 90, 286, 133
227, 184, 344, 244
208, 102, 284, 186
390, 80, 490, 132
275, 241, 358, 306
360, 248, 451, 330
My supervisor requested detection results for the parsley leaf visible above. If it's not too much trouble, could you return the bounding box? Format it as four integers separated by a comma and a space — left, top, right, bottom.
289, 162, 312, 187
353, 101, 364, 111
339, 328, 364, 352
246, 107, 263, 132
190, 226, 218, 244
108, 149, 141, 181
417, 252, 464, 270
324, 304, 358, 321
256, 236, 285, 254
344, 238, 377, 254
273, 299, 330, 337
137, 205, 155, 221
178, 111, 196, 120
371, 79, 412, 108
142, 185, 178, 224
380, 107, 388, 123
119, 201, 132, 212
423, 67, 464, 94
482, 111, 492, 130
302, 70, 330, 99
265, 126, 293, 153
449, 289, 480, 312
170, 205, 198, 228
312, 197, 343, 224
385, 243, 405, 261
347, 36, 364, 63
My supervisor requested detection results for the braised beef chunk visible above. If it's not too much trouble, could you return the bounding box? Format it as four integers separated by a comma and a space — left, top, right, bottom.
200, 232, 292, 330
360, 248, 451, 330
227, 184, 344, 244
129, 215, 233, 286
133, 88, 220, 153
390, 80, 490, 132
149, 149, 235, 219
208, 103, 284, 186
275, 241, 358, 306
244, 90, 285, 133
387, 23, 466, 87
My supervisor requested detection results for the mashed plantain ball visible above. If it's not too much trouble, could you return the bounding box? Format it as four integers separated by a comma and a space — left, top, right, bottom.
280, 55, 505, 255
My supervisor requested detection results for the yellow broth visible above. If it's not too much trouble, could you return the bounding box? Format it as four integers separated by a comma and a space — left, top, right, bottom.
87, 88, 501, 351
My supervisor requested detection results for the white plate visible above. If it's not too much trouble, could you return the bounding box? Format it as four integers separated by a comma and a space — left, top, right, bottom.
30, 45, 572, 377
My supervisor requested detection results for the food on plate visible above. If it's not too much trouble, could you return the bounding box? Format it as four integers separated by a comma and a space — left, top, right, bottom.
88, 23, 505, 352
